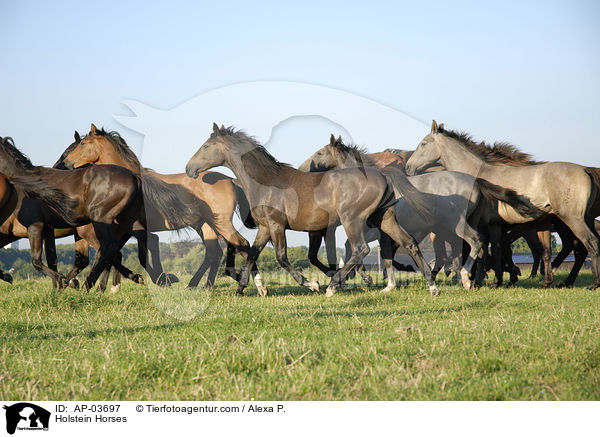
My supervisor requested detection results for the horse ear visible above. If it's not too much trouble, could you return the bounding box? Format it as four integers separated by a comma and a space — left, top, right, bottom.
213, 122, 219, 135
220, 124, 225, 130
337, 135, 342, 142
438, 123, 445, 132
74, 131, 81, 142
431, 120, 438, 133
90, 123, 97, 135
330, 134, 336, 144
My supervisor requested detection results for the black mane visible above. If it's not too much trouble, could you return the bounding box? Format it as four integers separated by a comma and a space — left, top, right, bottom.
331, 139, 376, 167
0, 136, 35, 170
440, 128, 544, 166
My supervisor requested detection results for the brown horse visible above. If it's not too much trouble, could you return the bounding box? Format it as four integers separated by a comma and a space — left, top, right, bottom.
0, 136, 146, 290
0, 173, 19, 283
60, 125, 255, 289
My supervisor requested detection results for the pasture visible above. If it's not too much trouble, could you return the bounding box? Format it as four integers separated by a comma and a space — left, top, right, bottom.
1, 270, 598, 400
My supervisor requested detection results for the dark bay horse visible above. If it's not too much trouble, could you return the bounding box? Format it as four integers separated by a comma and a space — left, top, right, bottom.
186, 123, 441, 297
60, 124, 255, 289
0, 173, 18, 283
300, 136, 539, 290
0, 136, 145, 290
406, 121, 600, 289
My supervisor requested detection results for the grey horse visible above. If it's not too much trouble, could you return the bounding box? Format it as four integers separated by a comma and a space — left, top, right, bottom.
300, 135, 538, 290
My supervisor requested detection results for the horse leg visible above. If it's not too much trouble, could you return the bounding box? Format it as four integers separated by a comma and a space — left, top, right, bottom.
522, 229, 543, 278
431, 233, 447, 279
453, 218, 484, 290
379, 208, 439, 296
269, 223, 319, 292
551, 222, 575, 272
538, 230, 554, 287
188, 224, 223, 288
83, 222, 141, 290
64, 235, 89, 289
559, 239, 587, 288
307, 230, 330, 276
43, 227, 61, 289
502, 239, 520, 287
236, 225, 270, 296
28, 223, 65, 286
326, 221, 370, 297
559, 216, 600, 289
488, 224, 504, 288
324, 226, 339, 275
379, 233, 397, 292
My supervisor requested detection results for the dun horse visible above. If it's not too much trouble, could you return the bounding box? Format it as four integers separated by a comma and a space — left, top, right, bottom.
406, 121, 600, 289
186, 123, 441, 297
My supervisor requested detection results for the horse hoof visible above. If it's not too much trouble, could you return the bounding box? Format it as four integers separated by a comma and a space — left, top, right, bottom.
460, 269, 472, 290
429, 285, 440, 296
257, 286, 268, 297
2, 274, 13, 284
586, 282, 600, 290
307, 281, 320, 292
325, 286, 336, 297
381, 285, 395, 293
133, 274, 144, 285
363, 276, 374, 286
109, 284, 121, 294
68, 278, 80, 289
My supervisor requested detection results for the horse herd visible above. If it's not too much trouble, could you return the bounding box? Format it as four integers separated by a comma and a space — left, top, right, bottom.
1, 120, 599, 298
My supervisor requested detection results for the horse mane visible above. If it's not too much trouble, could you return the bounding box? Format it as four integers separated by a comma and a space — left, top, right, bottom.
331, 140, 376, 167
384, 148, 410, 154
0, 136, 35, 170
440, 128, 544, 166
95, 128, 142, 168
215, 125, 292, 173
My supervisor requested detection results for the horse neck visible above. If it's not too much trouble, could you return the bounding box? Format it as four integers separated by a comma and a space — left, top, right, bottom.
439, 140, 490, 176
98, 147, 141, 174
224, 143, 286, 189
0, 159, 30, 178
335, 150, 364, 169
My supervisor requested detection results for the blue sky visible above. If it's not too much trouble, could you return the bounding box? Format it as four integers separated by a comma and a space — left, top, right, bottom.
2, 0, 600, 246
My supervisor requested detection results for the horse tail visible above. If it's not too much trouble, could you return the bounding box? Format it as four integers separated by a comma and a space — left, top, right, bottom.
11, 175, 78, 226
380, 167, 434, 221
141, 173, 196, 229
476, 178, 542, 219
233, 180, 256, 229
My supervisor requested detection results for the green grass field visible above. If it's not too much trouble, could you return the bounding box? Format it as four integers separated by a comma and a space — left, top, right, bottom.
1, 269, 599, 400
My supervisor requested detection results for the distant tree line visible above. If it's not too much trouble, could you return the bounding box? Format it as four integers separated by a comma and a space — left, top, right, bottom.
0, 235, 561, 281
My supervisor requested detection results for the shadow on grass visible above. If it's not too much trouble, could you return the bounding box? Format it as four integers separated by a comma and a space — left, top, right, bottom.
289, 297, 526, 320
3, 320, 186, 342
489, 270, 594, 289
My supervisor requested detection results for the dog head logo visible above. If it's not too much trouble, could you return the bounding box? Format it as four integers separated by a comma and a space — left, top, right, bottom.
3, 403, 50, 434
